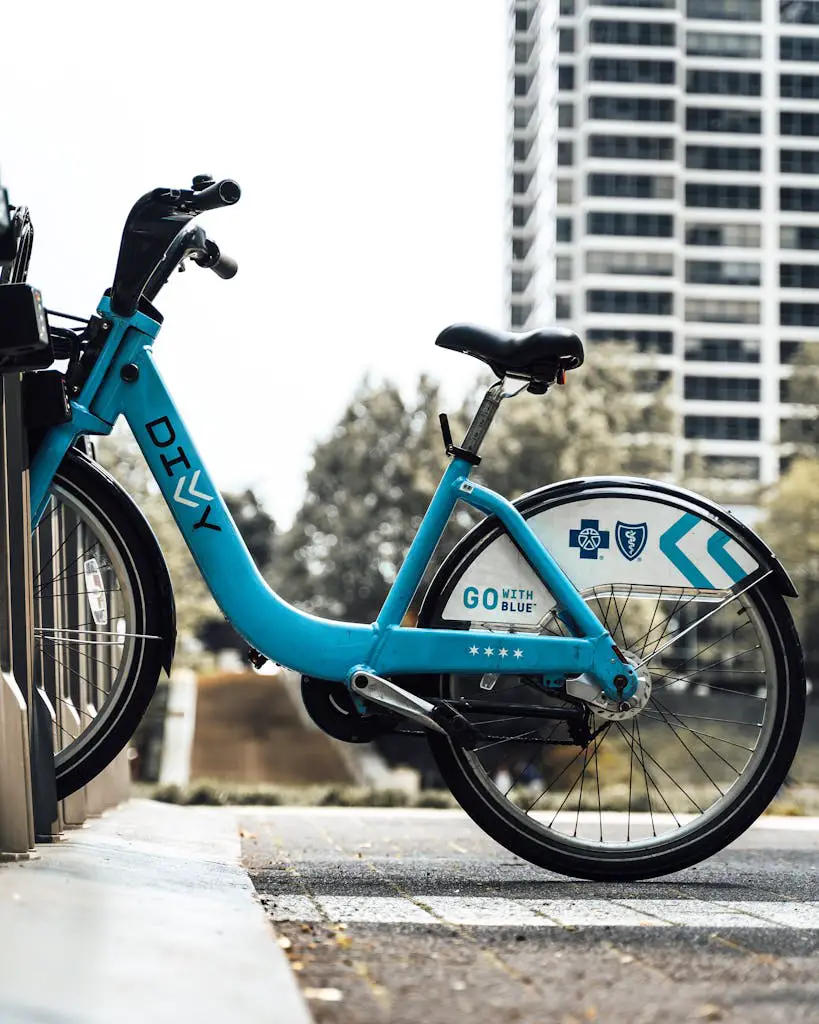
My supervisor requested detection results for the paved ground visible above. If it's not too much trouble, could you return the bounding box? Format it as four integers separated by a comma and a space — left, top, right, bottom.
0, 801, 310, 1024
243, 808, 819, 1024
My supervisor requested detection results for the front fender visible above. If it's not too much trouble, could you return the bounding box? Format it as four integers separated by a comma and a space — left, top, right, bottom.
419, 475, 795, 630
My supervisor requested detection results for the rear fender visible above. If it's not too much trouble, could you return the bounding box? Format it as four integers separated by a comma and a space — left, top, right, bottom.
419, 476, 795, 630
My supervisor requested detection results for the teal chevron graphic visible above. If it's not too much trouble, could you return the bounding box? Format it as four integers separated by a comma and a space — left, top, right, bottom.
658, 513, 715, 589
706, 530, 746, 584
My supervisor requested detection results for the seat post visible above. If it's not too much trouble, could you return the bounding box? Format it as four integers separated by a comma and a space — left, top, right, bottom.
460, 380, 505, 459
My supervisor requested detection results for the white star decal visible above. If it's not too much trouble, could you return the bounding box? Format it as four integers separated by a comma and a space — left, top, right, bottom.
484, 647, 494, 656
469, 645, 479, 656
513, 648, 523, 659
499, 648, 508, 658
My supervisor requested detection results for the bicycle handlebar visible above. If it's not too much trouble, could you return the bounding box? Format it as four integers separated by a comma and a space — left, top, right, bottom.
110, 174, 241, 317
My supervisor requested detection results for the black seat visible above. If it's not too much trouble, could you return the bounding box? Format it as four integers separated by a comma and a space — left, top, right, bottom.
435, 323, 584, 387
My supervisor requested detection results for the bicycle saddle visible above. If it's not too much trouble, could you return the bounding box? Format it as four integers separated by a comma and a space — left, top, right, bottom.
435, 323, 584, 388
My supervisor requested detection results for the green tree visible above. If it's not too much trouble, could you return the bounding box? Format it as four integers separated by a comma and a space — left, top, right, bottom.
273, 347, 674, 623
477, 343, 674, 497
758, 457, 819, 676
271, 376, 458, 622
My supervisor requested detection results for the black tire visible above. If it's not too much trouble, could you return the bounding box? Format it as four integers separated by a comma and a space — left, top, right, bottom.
33, 450, 173, 799
423, 573, 805, 881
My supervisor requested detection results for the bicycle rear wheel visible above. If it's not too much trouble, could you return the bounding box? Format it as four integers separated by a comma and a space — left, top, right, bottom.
32, 450, 173, 798
425, 578, 804, 880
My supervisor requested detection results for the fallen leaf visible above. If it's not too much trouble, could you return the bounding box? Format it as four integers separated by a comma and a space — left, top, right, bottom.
278, 936, 292, 951
695, 1005, 724, 1021
619, 955, 635, 965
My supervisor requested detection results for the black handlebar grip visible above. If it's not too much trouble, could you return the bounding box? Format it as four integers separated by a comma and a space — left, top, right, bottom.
211, 252, 239, 280
190, 179, 242, 213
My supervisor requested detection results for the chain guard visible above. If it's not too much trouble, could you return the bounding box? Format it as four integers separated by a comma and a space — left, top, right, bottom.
300, 676, 394, 743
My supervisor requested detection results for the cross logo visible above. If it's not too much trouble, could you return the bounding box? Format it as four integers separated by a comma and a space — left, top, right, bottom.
569, 519, 610, 560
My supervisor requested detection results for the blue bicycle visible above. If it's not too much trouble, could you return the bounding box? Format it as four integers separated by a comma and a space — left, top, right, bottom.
30, 177, 805, 880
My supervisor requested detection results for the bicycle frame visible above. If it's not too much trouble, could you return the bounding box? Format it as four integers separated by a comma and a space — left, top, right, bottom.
29, 297, 637, 700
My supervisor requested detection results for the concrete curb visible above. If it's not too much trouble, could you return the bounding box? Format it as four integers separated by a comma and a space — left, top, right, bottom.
0, 799, 313, 1024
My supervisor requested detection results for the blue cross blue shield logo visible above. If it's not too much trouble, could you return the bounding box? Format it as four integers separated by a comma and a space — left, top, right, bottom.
615, 521, 648, 562
569, 519, 610, 560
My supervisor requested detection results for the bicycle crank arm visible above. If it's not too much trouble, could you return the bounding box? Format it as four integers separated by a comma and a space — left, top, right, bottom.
350, 672, 481, 748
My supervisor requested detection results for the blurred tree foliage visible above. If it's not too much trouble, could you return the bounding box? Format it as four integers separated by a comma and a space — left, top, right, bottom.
272, 344, 674, 623
759, 343, 819, 676
758, 458, 819, 676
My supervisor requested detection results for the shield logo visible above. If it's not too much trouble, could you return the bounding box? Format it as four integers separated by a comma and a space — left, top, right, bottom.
615, 521, 648, 562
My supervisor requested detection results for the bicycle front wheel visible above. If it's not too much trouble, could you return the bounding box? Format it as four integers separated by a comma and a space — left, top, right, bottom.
32, 450, 173, 798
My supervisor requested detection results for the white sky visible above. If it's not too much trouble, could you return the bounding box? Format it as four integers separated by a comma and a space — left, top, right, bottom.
2, 1, 507, 527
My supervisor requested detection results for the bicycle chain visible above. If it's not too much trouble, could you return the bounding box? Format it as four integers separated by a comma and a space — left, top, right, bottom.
393, 728, 580, 746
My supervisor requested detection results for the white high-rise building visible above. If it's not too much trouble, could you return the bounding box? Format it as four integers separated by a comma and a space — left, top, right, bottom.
511, 0, 819, 508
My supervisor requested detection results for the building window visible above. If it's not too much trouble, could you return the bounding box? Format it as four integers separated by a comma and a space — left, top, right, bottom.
588, 173, 674, 199
556, 217, 573, 243
557, 179, 573, 204
510, 304, 533, 329
557, 141, 574, 167
687, 0, 761, 19
514, 75, 534, 98
781, 0, 819, 24
685, 299, 761, 323
559, 27, 575, 53
781, 302, 819, 326
586, 250, 675, 276
558, 65, 575, 91
589, 333, 671, 358
685, 337, 760, 362
685, 455, 761, 481
684, 416, 760, 441
684, 376, 761, 402
781, 111, 819, 136
558, 103, 574, 128
515, 8, 536, 31
781, 417, 817, 443
686, 146, 761, 171
555, 295, 572, 320
781, 35, 819, 61
686, 31, 761, 58
781, 225, 819, 250
781, 263, 819, 288
686, 107, 761, 134
513, 172, 534, 195
781, 340, 803, 364
556, 256, 573, 281
589, 19, 676, 46
593, 0, 676, 6
781, 187, 819, 212
512, 236, 532, 260
512, 204, 534, 228
514, 139, 534, 162
560, 0, 575, 12
586, 328, 674, 353
686, 260, 761, 286
781, 149, 819, 174
781, 73, 819, 99
514, 105, 536, 130
586, 290, 673, 315
686, 222, 761, 247
685, 183, 761, 209
587, 211, 674, 236
687, 70, 761, 96
589, 96, 675, 122
588, 57, 675, 84
511, 271, 532, 294
588, 134, 675, 160
515, 41, 535, 64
